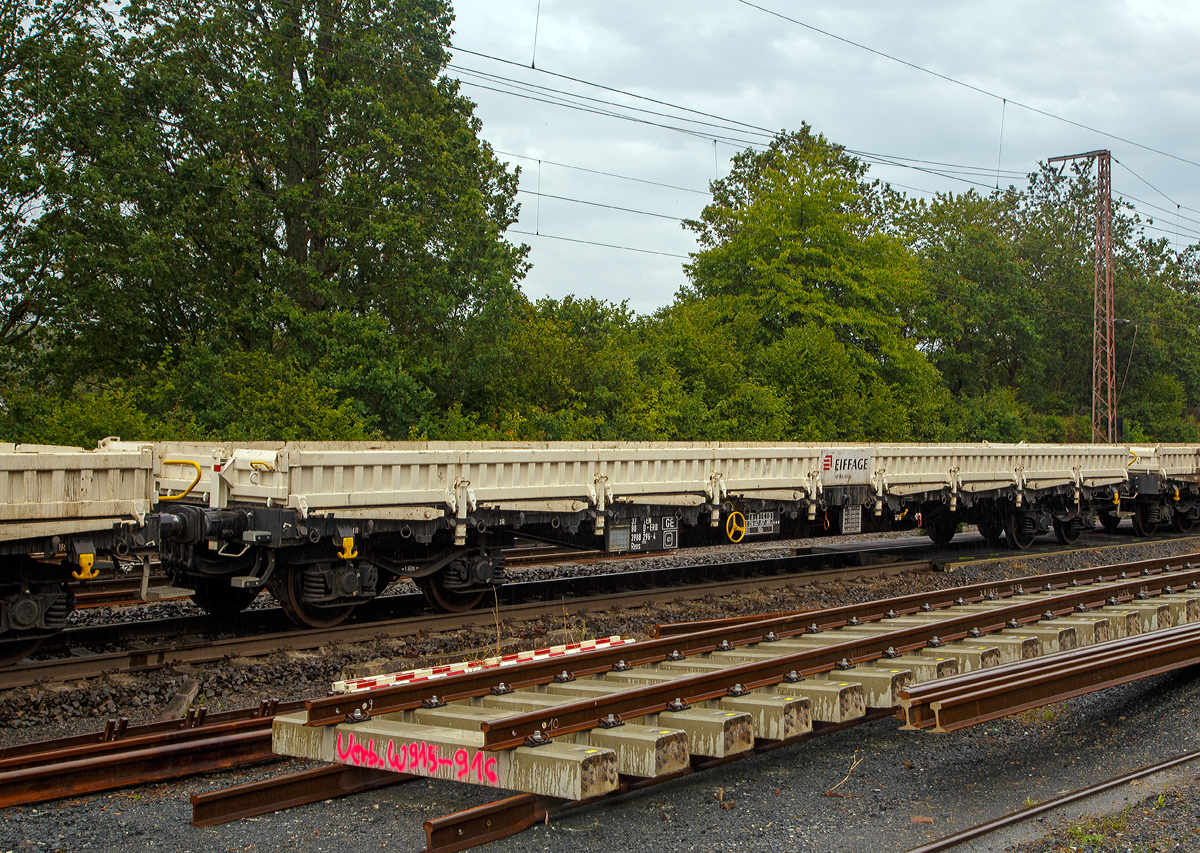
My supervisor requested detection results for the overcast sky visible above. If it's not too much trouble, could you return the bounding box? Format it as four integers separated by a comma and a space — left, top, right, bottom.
447, 1, 1200, 315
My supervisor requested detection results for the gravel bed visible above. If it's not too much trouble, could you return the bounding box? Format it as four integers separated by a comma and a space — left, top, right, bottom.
1, 533, 1199, 852
1006, 769, 1200, 852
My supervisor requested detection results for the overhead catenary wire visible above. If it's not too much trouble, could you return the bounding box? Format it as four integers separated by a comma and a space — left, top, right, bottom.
138, 0, 1200, 230
495, 150, 711, 195
736, 0, 1200, 173
20, 71, 1199, 257
19, 3, 1200, 297
509, 228, 690, 259
1114, 158, 1200, 220
37, 0, 774, 151
453, 75, 767, 148
847, 150, 1026, 177
517, 189, 683, 221
22, 112, 1198, 306
29, 90, 1115, 250
20, 145, 1200, 335
450, 63, 774, 142
12, 138, 700, 264
26, 43, 1050, 214
1112, 189, 1200, 232
23, 8, 1081, 208
15, 46, 719, 209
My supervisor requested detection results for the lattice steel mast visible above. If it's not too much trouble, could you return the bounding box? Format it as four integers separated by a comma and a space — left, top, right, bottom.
1047, 149, 1115, 443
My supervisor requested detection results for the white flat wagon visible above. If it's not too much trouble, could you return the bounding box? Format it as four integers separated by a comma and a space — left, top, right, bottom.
4, 439, 1197, 635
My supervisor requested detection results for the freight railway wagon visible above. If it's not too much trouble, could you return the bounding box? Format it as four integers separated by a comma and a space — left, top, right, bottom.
2, 441, 1199, 648
0, 442, 163, 661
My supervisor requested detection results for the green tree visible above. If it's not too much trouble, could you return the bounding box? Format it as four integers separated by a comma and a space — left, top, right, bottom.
2, 0, 527, 440
901, 189, 1041, 395
681, 126, 946, 440
0, 0, 107, 364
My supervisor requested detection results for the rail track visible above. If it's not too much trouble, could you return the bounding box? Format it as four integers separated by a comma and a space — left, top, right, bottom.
0, 540, 930, 689
9, 527, 1191, 690
906, 748, 1200, 853
3, 548, 1200, 851
297, 550, 1200, 849
0, 699, 304, 808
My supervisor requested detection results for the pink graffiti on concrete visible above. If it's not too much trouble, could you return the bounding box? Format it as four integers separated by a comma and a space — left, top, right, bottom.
336, 731, 498, 785
453, 747, 499, 785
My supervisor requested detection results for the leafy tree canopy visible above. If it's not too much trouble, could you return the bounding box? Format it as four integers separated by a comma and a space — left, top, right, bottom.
2, 0, 526, 441
680, 126, 947, 440
3, 8, 1200, 446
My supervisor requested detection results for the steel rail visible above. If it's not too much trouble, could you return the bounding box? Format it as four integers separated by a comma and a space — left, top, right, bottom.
901, 621, 1200, 731
423, 709, 898, 853
0, 730, 276, 807
426, 794, 553, 853
303, 554, 1200, 727
903, 626, 1200, 722
420, 572, 1200, 849
903, 748, 1200, 853
0, 555, 924, 690
191, 764, 415, 826
0, 699, 304, 807
0, 699, 299, 761
653, 550, 1198, 638
0, 710, 298, 777
475, 569, 1200, 749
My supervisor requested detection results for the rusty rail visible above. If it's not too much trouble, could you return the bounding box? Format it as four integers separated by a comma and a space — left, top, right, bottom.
0, 730, 273, 807
904, 747, 1200, 853
305, 556, 1200, 729
426, 794, 556, 853
901, 620, 1200, 731
654, 552, 1195, 638
207, 555, 1195, 850
0, 699, 303, 807
423, 710, 896, 853
473, 568, 1200, 749
192, 763, 414, 826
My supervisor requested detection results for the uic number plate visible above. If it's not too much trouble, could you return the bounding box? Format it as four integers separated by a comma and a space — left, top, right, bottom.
607, 516, 679, 552
744, 510, 779, 537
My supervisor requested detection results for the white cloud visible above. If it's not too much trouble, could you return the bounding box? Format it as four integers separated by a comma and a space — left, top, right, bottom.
451, 0, 1200, 313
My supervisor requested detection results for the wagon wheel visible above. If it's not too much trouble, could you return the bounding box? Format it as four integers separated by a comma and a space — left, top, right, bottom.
1131, 506, 1158, 538
1099, 512, 1121, 533
1004, 513, 1036, 550
417, 570, 486, 613
976, 518, 1005, 544
1173, 510, 1195, 533
190, 582, 260, 616
272, 566, 355, 629
0, 636, 43, 667
1052, 517, 1082, 545
924, 514, 957, 545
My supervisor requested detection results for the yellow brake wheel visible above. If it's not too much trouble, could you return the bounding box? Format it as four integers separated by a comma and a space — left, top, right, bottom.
726, 511, 746, 543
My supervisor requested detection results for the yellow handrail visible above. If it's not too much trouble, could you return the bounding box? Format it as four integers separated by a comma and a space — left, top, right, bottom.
158, 459, 203, 501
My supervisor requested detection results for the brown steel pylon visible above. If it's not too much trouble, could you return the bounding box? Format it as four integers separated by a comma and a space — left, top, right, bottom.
1047, 149, 1115, 442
